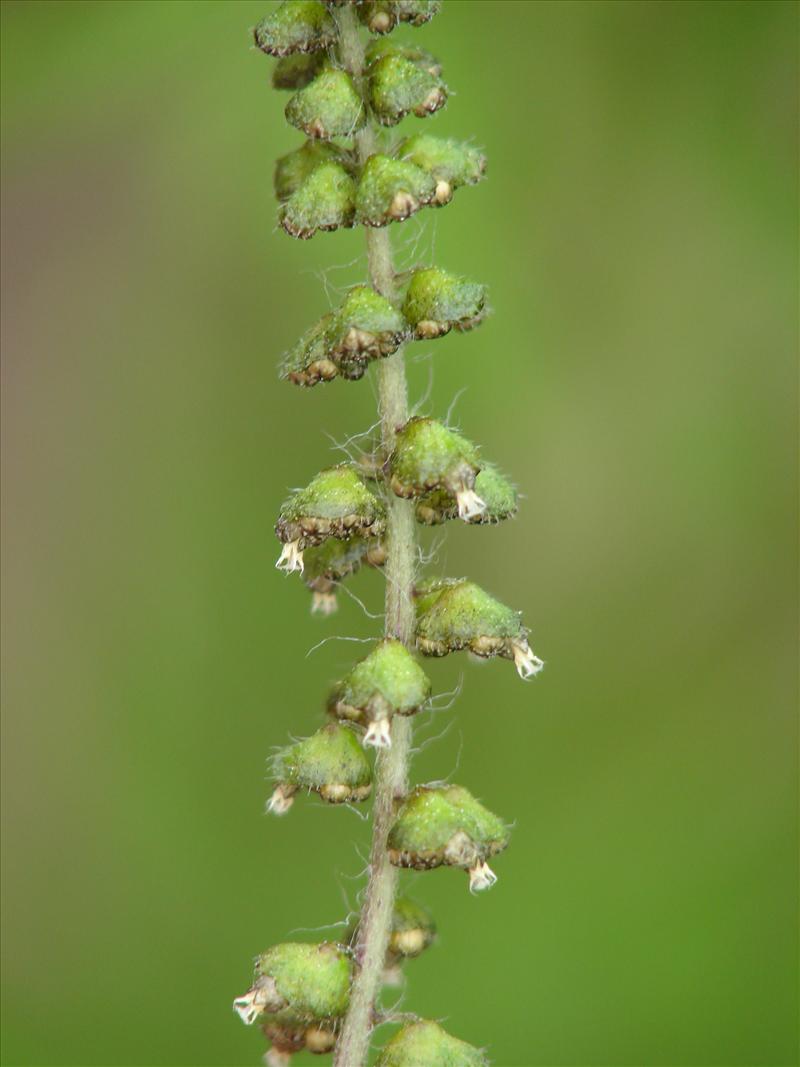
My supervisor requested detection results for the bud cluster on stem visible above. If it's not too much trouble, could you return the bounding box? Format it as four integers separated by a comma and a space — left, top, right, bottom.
235, 3, 544, 1065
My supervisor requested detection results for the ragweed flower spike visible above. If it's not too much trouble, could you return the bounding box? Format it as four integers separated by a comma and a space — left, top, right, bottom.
275, 465, 385, 573
327, 638, 432, 748
415, 577, 544, 678
268, 723, 372, 812
389, 417, 486, 521
245, 2, 546, 1062
387, 784, 510, 892
375, 1020, 488, 1067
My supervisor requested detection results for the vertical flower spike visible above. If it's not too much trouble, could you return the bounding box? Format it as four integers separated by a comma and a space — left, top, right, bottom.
414, 578, 544, 678
275, 465, 386, 573
278, 160, 356, 239
247, 2, 544, 1062
254, 1, 337, 56
327, 638, 432, 748
397, 133, 486, 206
355, 155, 436, 227
268, 723, 373, 812
280, 286, 408, 386
401, 267, 488, 338
358, 0, 442, 35
375, 1020, 488, 1067
389, 417, 486, 521
285, 66, 366, 139
302, 537, 383, 615
234, 941, 351, 1029
368, 51, 447, 126
415, 463, 518, 526
387, 784, 510, 891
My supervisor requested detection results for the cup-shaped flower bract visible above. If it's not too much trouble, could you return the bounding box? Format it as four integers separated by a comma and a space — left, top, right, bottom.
275, 465, 386, 573
280, 285, 408, 387
387, 784, 509, 892
271, 52, 325, 91
279, 160, 356, 240
274, 141, 350, 203
234, 941, 351, 1027
375, 1020, 488, 1067
389, 417, 486, 521
302, 537, 383, 615
414, 577, 544, 679
268, 723, 373, 814
355, 155, 436, 227
401, 267, 487, 339
368, 51, 447, 126
358, 0, 442, 36
415, 463, 518, 526
254, 0, 337, 57
397, 133, 486, 206
328, 638, 432, 747
285, 66, 365, 140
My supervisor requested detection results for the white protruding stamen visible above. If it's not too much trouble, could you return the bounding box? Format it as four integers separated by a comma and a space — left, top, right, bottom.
266, 786, 294, 816
456, 488, 486, 521
233, 977, 280, 1025
363, 717, 392, 749
311, 591, 338, 616
512, 639, 544, 679
276, 540, 304, 574
468, 860, 498, 893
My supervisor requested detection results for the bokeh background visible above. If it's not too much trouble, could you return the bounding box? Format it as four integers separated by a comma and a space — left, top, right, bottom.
1, 2, 797, 1065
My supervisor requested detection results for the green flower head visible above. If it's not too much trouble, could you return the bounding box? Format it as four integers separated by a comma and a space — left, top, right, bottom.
368, 51, 447, 126
279, 160, 356, 240
401, 267, 487, 339
233, 941, 351, 1025
254, 1, 336, 57
356, 154, 436, 227
376, 1020, 488, 1067
389, 418, 485, 520
414, 578, 544, 678
268, 723, 373, 812
388, 784, 510, 891
275, 465, 386, 572
328, 638, 432, 747
415, 463, 518, 526
285, 65, 365, 140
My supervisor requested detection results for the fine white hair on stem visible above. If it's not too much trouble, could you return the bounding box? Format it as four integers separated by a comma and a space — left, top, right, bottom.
336, 582, 385, 621
305, 634, 376, 658
410, 715, 456, 755
286, 917, 351, 937
446, 386, 469, 426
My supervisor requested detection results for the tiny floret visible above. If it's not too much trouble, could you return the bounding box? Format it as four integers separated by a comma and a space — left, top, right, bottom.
267, 784, 295, 816
455, 487, 487, 521
276, 540, 304, 574
468, 860, 498, 893
233, 975, 283, 1025
364, 717, 392, 748
512, 638, 545, 679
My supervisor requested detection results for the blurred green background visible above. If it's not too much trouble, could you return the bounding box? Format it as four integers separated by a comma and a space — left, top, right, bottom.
1, 1, 797, 1065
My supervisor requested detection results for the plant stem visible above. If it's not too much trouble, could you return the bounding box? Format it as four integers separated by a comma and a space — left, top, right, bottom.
333, 8, 417, 1066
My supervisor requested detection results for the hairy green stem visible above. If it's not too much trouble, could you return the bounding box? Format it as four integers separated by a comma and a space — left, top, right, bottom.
333, 7, 417, 1066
